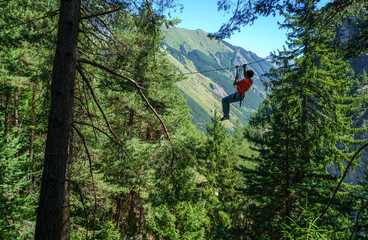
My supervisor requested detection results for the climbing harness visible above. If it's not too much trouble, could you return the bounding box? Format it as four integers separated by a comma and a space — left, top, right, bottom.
232, 92, 245, 107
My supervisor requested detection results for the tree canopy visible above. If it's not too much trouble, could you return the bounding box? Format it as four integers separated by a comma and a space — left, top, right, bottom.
0, 0, 367, 239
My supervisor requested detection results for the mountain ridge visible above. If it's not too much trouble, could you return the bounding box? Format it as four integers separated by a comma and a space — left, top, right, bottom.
162, 27, 273, 131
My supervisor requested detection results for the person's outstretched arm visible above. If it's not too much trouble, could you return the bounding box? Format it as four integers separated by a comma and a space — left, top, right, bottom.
233, 74, 239, 85
243, 64, 247, 78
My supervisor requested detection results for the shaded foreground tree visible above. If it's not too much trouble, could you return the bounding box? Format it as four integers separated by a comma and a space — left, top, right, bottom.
35, 0, 81, 239
215, 0, 367, 238
199, 114, 237, 239
0, 0, 57, 238
34, 0, 182, 238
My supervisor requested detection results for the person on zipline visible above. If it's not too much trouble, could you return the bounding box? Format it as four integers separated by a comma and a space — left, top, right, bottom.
221, 64, 254, 121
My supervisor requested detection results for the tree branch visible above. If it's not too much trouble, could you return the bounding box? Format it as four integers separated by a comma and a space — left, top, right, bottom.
78, 58, 172, 143
82, 67, 125, 92
71, 124, 97, 240
350, 200, 368, 240
77, 65, 133, 162
67, 179, 89, 239
81, 6, 131, 51
81, 8, 123, 20
137, 87, 172, 143
78, 58, 141, 87
319, 142, 368, 218
73, 120, 117, 144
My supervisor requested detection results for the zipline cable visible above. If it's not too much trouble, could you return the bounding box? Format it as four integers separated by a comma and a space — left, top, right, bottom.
182, 66, 236, 75
181, 55, 272, 75
179, 31, 363, 76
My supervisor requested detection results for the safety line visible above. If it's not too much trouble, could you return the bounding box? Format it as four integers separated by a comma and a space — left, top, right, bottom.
179, 30, 363, 76
181, 55, 272, 75
182, 66, 236, 75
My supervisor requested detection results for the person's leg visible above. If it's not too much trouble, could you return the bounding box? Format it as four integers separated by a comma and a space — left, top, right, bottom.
222, 93, 240, 117
222, 94, 233, 117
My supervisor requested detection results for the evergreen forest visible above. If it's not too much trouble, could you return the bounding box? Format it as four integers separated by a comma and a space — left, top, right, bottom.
1, 0, 368, 239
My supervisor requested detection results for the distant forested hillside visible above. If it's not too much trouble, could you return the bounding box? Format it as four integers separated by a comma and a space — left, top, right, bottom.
161, 27, 273, 131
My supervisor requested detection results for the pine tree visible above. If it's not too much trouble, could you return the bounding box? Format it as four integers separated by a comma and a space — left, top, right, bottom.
0, 0, 57, 238
196, 113, 238, 239
35, 0, 81, 238
0, 126, 35, 239
351, 173, 368, 239
214, 0, 367, 57
240, 1, 362, 238
146, 134, 208, 239
59, 1, 201, 238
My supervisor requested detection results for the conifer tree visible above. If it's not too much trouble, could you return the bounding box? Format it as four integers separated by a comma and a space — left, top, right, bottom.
30, 0, 186, 237
54, 1, 201, 238
35, 0, 81, 238
351, 173, 368, 239
240, 1, 362, 238
197, 114, 237, 239
0, 0, 57, 238
0, 126, 35, 239
214, 0, 367, 56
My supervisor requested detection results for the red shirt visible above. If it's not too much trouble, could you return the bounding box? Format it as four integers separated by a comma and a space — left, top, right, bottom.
237, 78, 253, 96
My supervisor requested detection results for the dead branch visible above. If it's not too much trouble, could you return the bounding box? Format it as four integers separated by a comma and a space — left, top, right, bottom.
79, 20, 123, 54
350, 200, 368, 240
68, 179, 89, 239
71, 124, 97, 240
93, 14, 128, 49
77, 65, 133, 161
81, 9, 123, 52
78, 47, 111, 67
82, 67, 125, 92
81, 8, 123, 20
137, 87, 172, 143
320, 142, 368, 218
77, 65, 126, 140
79, 23, 105, 52
78, 58, 172, 143
73, 120, 117, 144
75, 77, 99, 139
78, 58, 141, 87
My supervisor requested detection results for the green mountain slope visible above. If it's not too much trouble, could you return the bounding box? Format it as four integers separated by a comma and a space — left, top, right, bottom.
162, 27, 273, 131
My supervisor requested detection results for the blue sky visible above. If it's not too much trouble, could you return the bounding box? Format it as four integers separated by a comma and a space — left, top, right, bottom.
169, 0, 289, 58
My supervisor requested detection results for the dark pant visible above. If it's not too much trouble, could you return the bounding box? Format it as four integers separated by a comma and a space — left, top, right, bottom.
222, 92, 244, 116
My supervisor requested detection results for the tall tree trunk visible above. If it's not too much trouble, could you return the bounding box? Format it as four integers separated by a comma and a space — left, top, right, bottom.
14, 91, 19, 158
61, 131, 73, 240
284, 118, 291, 225
35, 0, 81, 239
14, 92, 18, 136
5, 93, 11, 141
29, 84, 36, 195
29, 84, 36, 167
